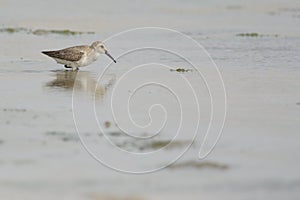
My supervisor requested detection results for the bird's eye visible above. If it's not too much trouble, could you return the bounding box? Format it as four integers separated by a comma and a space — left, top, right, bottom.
100, 45, 104, 48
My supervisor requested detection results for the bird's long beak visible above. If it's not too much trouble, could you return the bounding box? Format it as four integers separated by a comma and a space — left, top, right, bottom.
105, 51, 116, 63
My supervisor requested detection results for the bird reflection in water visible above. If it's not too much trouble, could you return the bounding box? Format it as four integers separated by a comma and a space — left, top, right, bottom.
46, 70, 115, 100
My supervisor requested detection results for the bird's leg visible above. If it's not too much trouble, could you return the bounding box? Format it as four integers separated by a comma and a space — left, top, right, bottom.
64, 65, 72, 68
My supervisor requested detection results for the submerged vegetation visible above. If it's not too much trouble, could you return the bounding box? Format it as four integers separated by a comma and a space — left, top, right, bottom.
0, 27, 95, 36
169, 160, 229, 170
2, 108, 27, 112
236, 32, 259, 37
32, 29, 94, 35
114, 138, 192, 152
236, 32, 279, 37
143, 140, 190, 150
104, 121, 111, 128
170, 68, 193, 72
0, 27, 27, 33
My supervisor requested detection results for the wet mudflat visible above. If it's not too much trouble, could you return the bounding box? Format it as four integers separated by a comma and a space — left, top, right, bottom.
0, 0, 300, 199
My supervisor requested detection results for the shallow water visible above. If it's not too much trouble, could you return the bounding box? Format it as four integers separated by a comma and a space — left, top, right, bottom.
1, 0, 300, 199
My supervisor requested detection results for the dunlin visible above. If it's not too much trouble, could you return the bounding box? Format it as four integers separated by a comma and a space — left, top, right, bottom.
42, 41, 116, 70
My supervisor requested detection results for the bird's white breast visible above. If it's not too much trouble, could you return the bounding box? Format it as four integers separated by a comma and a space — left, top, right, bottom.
78, 51, 99, 67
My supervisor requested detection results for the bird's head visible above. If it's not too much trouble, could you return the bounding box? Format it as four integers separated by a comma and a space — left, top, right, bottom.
91, 41, 116, 63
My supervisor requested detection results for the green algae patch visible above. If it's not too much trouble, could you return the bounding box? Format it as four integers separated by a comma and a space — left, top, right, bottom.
170, 68, 193, 72
32, 29, 94, 36
0, 27, 95, 36
113, 139, 192, 152
237, 32, 259, 37
0, 27, 28, 33
143, 140, 192, 150
236, 32, 279, 37
169, 161, 229, 170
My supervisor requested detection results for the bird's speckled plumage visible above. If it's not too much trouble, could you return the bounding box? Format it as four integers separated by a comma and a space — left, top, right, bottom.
42, 46, 87, 62
42, 41, 116, 71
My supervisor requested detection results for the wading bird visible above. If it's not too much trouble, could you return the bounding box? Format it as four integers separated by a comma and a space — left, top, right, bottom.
42, 41, 116, 71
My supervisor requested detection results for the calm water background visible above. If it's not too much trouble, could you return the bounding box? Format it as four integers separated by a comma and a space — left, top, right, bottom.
0, 0, 300, 199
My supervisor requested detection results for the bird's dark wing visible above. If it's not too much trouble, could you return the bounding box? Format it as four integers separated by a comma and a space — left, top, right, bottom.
42, 46, 86, 62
